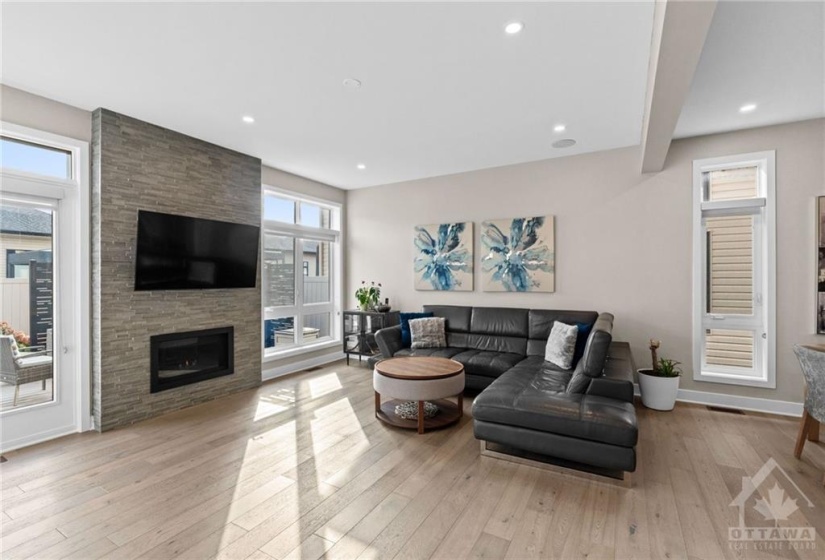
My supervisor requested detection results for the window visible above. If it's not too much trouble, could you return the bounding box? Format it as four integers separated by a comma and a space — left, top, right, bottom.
692, 152, 775, 387
6, 249, 29, 278
262, 189, 341, 358
0, 136, 72, 180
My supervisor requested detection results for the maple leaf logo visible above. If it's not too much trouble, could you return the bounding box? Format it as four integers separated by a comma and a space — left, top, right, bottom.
753, 483, 799, 522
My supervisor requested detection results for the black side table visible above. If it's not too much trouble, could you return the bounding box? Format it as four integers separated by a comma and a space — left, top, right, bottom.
343, 310, 399, 365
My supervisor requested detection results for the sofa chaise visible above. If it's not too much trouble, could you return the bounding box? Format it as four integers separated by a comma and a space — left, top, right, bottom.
374, 305, 638, 479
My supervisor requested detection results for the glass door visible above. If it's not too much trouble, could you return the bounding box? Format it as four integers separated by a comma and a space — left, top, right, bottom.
0, 201, 56, 411
0, 124, 89, 452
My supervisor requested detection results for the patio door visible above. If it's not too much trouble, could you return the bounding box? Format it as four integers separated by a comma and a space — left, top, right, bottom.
0, 124, 90, 452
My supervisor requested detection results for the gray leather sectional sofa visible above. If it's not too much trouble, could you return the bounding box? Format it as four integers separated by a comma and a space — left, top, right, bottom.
374, 305, 638, 475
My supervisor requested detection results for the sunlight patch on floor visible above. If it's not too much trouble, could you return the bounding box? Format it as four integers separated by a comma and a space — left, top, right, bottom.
238, 419, 298, 482
253, 387, 296, 421
253, 399, 289, 421
309, 397, 370, 486
312, 398, 368, 446
308, 372, 343, 399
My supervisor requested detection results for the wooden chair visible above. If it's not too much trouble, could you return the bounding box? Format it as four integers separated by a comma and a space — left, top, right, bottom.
793, 344, 825, 485
0, 336, 53, 406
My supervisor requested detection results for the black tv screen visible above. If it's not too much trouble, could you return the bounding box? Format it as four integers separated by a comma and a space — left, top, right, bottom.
135, 211, 260, 290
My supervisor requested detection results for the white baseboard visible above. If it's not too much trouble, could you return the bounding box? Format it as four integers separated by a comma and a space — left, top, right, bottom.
262, 351, 346, 382
0, 423, 79, 454
633, 384, 803, 417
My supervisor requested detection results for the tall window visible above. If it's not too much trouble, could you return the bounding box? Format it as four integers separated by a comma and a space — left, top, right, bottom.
692, 152, 775, 387
262, 189, 341, 358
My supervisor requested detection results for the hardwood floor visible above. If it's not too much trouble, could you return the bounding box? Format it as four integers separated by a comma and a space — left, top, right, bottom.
1, 360, 823, 560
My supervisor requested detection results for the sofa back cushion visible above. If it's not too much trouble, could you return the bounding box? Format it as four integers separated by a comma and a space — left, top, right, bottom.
470, 307, 529, 337
526, 310, 599, 356
423, 305, 472, 332
424, 305, 529, 355
579, 313, 614, 378
420, 305, 611, 362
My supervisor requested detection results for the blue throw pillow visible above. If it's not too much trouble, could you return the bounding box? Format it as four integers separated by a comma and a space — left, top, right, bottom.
574, 322, 593, 363
399, 312, 434, 347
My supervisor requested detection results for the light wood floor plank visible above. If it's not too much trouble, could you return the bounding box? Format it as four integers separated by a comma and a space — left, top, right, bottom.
503, 474, 564, 559
1, 361, 823, 560
391, 449, 495, 560
482, 463, 541, 541
468, 531, 510, 559
319, 491, 409, 559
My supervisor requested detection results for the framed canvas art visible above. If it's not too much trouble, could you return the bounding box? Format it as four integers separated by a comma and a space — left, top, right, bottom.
480, 216, 555, 292
413, 222, 473, 291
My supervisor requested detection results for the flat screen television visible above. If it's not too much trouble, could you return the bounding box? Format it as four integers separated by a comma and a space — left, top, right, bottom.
135, 210, 260, 290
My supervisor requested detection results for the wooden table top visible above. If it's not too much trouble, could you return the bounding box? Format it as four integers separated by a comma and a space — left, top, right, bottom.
375, 357, 464, 380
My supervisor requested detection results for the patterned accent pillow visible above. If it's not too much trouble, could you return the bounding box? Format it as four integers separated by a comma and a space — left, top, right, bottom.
544, 321, 578, 370
7, 337, 20, 359
409, 317, 447, 349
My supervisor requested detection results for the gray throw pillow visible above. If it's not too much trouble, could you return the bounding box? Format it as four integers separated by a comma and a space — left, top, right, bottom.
544, 321, 578, 370
410, 317, 447, 349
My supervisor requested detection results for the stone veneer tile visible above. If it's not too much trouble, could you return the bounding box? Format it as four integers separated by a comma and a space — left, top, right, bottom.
91, 109, 262, 431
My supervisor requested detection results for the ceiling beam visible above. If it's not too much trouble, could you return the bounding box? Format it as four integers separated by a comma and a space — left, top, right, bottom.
640, 0, 717, 173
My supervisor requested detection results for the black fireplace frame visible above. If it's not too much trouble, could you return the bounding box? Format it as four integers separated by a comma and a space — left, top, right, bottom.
150, 326, 234, 393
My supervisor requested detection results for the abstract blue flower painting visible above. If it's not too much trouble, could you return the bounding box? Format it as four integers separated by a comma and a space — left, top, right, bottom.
414, 223, 473, 291
480, 216, 555, 292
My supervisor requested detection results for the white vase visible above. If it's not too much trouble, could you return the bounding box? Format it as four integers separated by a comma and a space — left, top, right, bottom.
638, 369, 680, 411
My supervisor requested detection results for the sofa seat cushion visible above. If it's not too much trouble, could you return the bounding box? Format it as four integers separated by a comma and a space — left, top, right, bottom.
450, 350, 525, 378
472, 368, 638, 448
393, 347, 465, 360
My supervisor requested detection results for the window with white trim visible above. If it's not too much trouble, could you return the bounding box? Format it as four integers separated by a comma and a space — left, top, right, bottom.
262, 188, 341, 358
692, 152, 775, 387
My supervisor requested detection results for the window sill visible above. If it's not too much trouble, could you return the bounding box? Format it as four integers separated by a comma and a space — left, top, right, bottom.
694, 370, 775, 389
263, 339, 340, 363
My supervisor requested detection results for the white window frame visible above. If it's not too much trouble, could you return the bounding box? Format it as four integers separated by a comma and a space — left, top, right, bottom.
692, 151, 776, 388
261, 186, 342, 361
0, 121, 92, 439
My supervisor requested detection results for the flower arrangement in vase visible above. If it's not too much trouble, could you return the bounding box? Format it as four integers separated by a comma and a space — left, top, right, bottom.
355, 281, 381, 311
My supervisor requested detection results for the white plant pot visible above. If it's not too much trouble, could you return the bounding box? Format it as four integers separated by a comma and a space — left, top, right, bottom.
638, 369, 680, 411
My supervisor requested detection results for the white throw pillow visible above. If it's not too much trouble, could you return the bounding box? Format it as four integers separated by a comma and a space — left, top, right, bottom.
409, 317, 447, 349
544, 322, 578, 369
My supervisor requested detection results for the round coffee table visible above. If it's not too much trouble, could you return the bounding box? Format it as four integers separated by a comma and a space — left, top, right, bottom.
373, 357, 465, 434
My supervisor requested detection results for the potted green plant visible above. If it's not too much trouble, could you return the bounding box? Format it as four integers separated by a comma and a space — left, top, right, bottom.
355, 281, 381, 311
638, 339, 681, 411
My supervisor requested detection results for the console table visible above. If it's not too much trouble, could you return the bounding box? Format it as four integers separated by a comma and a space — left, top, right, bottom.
342, 310, 399, 365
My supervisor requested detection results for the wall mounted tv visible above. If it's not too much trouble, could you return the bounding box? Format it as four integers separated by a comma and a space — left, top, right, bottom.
135, 210, 260, 291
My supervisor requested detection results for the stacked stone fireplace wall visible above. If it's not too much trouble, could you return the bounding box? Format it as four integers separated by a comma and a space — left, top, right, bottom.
91, 109, 262, 431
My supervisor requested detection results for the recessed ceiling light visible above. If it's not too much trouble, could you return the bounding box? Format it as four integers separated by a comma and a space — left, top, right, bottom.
553, 124, 566, 133
552, 139, 576, 149
357, 163, 366, 170
504, 22, 524, 35
343, 78, 362, 89
241, 115, 255, 124
739, 103, 757, 113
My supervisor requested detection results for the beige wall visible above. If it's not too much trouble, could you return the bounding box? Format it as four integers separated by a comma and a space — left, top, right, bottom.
347, 118, 825, 404
1, 84, 91, 141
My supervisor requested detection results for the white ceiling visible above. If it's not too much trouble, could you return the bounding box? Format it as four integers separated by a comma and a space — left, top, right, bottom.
675, 1, 825, 139
1, 2, 655, 189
